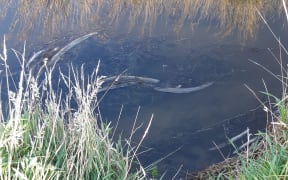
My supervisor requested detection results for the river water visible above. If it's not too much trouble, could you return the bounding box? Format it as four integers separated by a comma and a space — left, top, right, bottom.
0, 0, 287, 178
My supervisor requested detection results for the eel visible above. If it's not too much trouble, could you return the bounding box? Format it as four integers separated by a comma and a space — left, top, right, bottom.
98, 75, 213, 94
26, 32, 98, 70
25, 33, 214, 95
153, 82, 214, 93
101, 75, 160, 84
26, 49, 46, 70
98, 75, 160, 93
98, 81, 144, 93
47, 32, 98, 67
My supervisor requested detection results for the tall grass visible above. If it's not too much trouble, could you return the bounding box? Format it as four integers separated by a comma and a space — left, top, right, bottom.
0, 36, 152, 179
213, 1, 288, 179
237, 131, 288, 179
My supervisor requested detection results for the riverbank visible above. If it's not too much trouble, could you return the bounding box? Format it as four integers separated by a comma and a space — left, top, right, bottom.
0, 38, 154, 179
188, 2, 288, 178
188, 122, 288, 179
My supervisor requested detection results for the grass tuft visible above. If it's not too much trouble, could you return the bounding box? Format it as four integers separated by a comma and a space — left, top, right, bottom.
0, 36, 151, 179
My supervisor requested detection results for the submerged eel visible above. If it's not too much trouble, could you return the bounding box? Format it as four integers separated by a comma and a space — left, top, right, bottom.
99, 75, 213, 94
101, 75, 160, 84
98, 75, 160, 93
154, 82, 214, 93
25, 32, 213, 94
48, 32, 98, 67
26, 32, 98, 70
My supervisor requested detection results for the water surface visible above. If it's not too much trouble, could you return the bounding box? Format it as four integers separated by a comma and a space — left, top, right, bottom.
0, 0, 287, 178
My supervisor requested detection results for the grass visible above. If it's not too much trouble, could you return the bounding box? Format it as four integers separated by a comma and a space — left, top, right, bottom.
237, 131, 288, 179
208, 1, 288, 179
0, 36, 153, 179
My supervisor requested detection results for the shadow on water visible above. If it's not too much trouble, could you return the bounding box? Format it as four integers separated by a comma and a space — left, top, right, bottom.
0, 0, 287, 178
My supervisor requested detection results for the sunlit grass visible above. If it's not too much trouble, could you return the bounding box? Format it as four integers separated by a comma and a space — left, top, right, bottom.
0, 36, 152, 179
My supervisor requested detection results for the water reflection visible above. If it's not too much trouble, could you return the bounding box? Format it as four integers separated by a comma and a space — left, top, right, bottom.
0, 0, 283, 43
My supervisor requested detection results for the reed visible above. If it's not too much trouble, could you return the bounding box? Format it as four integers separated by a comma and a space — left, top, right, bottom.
0, 36, 153, 179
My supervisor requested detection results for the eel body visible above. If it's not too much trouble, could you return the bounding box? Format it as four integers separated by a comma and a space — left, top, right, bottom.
98, 75, 160, 93
26, 32, 98, 70
153, 82, 214, 93
99, 75, 213, 94
48, 32, 98, 67
25, 33, 214, 95
102, 75, 160, 84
